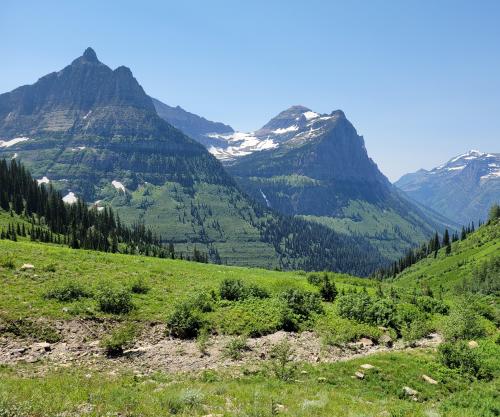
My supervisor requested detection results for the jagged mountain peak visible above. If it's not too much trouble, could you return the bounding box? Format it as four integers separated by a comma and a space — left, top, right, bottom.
71, 47, 101, 65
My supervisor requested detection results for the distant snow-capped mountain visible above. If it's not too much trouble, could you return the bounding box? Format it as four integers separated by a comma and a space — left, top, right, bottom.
395, 150, 500, 224
205, 105, 347, 161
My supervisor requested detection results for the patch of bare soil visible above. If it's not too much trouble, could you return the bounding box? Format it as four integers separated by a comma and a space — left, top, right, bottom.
0, 319, 442, 375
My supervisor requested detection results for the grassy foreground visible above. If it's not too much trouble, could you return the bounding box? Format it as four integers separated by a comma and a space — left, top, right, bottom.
1, 349, 498, 417
0, 220, 499, 416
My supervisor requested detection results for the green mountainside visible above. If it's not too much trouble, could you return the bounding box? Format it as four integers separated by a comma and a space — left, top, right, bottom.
223, 107, 455, 260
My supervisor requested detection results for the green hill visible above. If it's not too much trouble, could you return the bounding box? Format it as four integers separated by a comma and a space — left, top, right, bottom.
392, 218, 500, 293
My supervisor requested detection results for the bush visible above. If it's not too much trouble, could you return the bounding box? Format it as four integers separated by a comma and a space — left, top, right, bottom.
441, 302, 486, 341
219, 279, 268, 301
269, 338, 296, 381
95, 284, 134, 314
100, 323, 137, 357
130, 277, 150, 294
44, 281, 91, 302
167, 302, 203, 339
337, 293, 398, 328
280, 288, 323, 318
307, 273, 322, 286
189, 292, 214, 313
210, 298, 286, 337
223, 336, 248, 360
414, 295, 449, 314
438, 341, 492, 380
0, 257, 15, 269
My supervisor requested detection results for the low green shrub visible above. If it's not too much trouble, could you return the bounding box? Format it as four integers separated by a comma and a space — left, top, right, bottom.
223, 336, 248, 360
279, 288, 323, 318
219, 279, 268, 301
100, 323, 137, 357
269, 338, 296, 381
317, 314, 383, 346
130, 278, 150, 294
44, 281, 91, 302
167, 302, 203, 339
438, 341, 492, 380
307, 272, 322, 286
441, 302, 486, 341
189, 292, 214, 313
95, 283, 134, 314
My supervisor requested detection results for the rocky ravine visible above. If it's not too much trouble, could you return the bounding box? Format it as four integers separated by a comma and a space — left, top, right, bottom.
0, 319, 442, 375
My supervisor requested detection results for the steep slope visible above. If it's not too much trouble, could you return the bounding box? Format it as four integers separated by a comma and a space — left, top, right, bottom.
0, 49, 386, 274
152, 97, 233, 147
214, 106, 453, 260
395, 150, 500, 225
393, 216, 500, 293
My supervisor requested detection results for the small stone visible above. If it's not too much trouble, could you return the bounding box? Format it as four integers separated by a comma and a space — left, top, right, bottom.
360, 363, 375, 370
300, 370, 308, 375
422, 374, 438, 385
62, 307, 70, 313
354, 371, 365, 379
20, 263, 35, 271
275, 404, 285, 411
85, 373, 92, 379
403, 386, 418, 397
317, 377, 327, 382
468, 340, 479, 349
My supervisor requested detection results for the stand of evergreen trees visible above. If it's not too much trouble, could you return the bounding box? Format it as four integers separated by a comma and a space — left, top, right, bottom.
372, 211, 496, 280
0, 159, 209, 262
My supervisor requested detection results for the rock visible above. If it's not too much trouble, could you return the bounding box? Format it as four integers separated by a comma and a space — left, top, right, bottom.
275, 404, 285, 412
468, 340, 479, 349
62, 307, 70, 313
20, 263, 35, 271
380, 334, 393, 347
359, 338, 374, 347
360, 363, 375, 370
300, 370, 308, 375
354, 371, 365, 379
201, 414, 223, 417
317, 377, 327, 382
32, 342, 51, 352
422, 374, 438, 385
403, 386, 418, 397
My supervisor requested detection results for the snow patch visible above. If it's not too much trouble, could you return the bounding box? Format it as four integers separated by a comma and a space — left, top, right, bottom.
0, 137, 29, 148
112, 180, 126, 192
303, 111, 320, 120
62, 192, 77, 204
481, 169, 500, 180
273, 125, 299, 135
447, 165, 465, 171
37, 176, 50, 185
11, 153, 18, 159
83, 110, 92, 120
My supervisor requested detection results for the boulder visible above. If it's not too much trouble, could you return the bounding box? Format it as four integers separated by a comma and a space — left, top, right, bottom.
422, 374, 438, 385
360, 363, 375, 370
380, 334, 393, 347
32, 342, 51, 352
354, 371, 365, 379
359, 338, 374, 347
20, 263, 35, 271
468, 340, 479, 349
403, 386, 418, 399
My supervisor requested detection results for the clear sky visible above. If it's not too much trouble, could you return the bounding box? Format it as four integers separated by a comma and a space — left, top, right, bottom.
1, 0, 499, 180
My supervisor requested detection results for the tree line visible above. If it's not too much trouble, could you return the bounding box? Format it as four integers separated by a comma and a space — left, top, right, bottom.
0, 159, 209, 262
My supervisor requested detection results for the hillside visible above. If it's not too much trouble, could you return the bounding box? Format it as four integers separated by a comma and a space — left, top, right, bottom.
396, 150, 500, 224
0, 225, 499, 416
393, 217, 500, 293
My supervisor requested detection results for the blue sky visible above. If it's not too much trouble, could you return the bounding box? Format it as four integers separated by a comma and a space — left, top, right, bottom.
1, 0, 499, 180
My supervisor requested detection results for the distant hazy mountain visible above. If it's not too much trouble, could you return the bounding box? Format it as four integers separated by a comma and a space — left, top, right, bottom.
208, 105, 454, 260
152, 98, 233, 147
395, 150, 500, 224
0, 48, 388, 274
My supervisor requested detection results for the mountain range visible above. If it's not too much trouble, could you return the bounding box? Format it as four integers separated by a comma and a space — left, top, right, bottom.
163, 104, 453, 260
0, 48, 392, 275
395, 150, 500, 225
